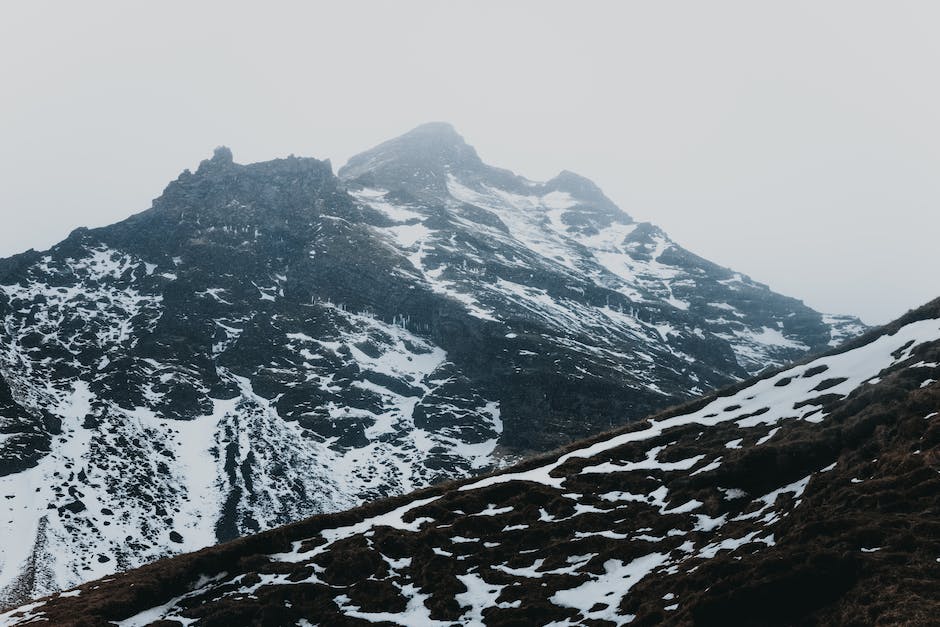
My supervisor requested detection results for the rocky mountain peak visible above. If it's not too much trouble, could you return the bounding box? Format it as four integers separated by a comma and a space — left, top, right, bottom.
338, 122, 484, 193
339, 123, 630, 229
211, 145, 233, 164
403, 120, 463, 141
374, 121, 476, 160
194, 145, 235, 174
147, 149, 342, 230
546, 169, 623, 215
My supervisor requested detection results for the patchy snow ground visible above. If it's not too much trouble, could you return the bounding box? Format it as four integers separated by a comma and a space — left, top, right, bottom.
21, 314, 931, 626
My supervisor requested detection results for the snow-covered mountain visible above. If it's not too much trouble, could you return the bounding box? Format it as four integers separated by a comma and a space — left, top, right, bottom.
4, 298, 935, 626
0, 123, 863, 605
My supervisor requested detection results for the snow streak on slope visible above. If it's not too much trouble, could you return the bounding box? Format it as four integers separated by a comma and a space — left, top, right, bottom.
350, 186, 723, 400
442, 173, 816, 371
461, 317, 939, 493
349, 155, 850, 383
0, 243, 502, 605
15, 311, 932, 625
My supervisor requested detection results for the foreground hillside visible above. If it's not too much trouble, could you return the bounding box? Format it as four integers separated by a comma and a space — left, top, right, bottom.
0, 123, 863, 603
4, 298, 936, 626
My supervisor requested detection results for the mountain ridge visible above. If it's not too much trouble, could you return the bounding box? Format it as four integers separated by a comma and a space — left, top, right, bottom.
0, 124, 864, 605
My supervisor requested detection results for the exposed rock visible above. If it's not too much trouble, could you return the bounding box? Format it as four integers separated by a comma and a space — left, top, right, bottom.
0, 124, 864, 605
5, 298, 935, 626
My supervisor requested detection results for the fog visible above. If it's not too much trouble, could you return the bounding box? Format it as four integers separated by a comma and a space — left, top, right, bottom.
1, 1, 938, 324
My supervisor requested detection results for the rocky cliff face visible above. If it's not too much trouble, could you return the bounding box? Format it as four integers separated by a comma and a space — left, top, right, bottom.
4, 299, 935, 627
0, 124, 863, 605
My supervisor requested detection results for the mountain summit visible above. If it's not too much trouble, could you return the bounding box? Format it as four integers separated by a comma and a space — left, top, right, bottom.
339, 122, 488, 194
0, 124, 863, 605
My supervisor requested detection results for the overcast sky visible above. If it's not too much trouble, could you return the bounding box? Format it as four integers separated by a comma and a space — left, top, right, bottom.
1, 1, 937, 325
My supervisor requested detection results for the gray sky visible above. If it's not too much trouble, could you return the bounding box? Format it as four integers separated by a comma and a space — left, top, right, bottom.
1, 1, 937, 325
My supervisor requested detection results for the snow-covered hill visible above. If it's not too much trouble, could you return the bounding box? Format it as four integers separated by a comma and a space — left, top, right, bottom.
0, 124, 863, 605
4, 298, 936, 626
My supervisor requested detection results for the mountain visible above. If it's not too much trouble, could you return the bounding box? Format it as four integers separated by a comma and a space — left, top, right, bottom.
2, 298, 934, 626
0, 124, 863, 605
339, 123, 864, 375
